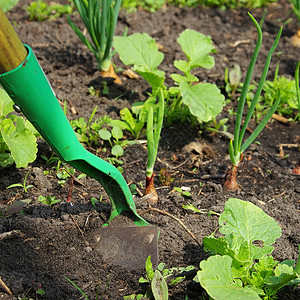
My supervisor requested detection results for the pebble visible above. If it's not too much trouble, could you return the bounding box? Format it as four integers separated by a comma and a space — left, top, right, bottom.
85, 246, 93, 253
60, 213, 70, 221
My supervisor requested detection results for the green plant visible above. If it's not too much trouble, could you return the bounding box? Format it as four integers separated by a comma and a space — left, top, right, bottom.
125, 256, 195, 299
173, 186, 192, 198
110, 105, 145, 139
245, 64, 299, 121
122, 0, 165, 12
0, 0, 20, 12
67, 0, 121, 80
197, 198, 300, 300
114, 29, 224, 202
0, 89, 38, 168
64, 275, 110, 300
224, 14, 282, 191
290, 0, 300, 25
7, 171, 33, 192
197, 0, 275, 10
25, 0, 73, 21
225, 63, 242, 97
295, 61, 300, 120
0, 199, 31, 218
38, 195, 61, 207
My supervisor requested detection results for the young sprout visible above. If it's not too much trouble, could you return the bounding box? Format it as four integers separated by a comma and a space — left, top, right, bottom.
224, 13, 282, 191
145, 88, 164, 203
67, 0, 121, 83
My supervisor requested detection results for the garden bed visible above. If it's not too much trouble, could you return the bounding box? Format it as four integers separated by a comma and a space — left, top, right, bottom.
0, 0, 300, 299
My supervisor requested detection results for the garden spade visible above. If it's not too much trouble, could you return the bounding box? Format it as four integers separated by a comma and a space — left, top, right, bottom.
0, 8, 158, 270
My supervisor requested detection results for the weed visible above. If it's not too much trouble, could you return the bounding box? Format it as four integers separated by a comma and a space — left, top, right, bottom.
7, 171, 33, 193
25, 0, 73, 21
38, 195, 61, 207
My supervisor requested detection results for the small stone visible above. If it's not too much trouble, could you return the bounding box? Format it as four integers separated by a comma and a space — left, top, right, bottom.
85, 246, 93, 253
60, 213, 70, 221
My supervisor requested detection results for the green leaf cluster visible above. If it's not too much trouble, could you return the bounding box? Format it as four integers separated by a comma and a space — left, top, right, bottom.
246, 71, 300, 121
0, 0, 20, 12
67, 0, 121, 71
114, 29, 225, 125
25, 0, 73, 21
0, 89, 38, 168
198, 198, 300, 300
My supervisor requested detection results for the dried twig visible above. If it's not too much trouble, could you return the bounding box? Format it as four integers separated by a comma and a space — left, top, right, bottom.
139, 207, 201, 246
70, 214, 88, 245
0, 230, 23, 241
278, 143, 299, 158
0, 276, 12, 295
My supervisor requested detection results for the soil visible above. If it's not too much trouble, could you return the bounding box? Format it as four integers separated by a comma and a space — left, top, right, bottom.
1, 0, 300, 299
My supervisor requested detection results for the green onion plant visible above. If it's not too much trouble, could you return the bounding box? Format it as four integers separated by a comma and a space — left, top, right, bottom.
67, 0, 121, 80
224, 13, 282, 191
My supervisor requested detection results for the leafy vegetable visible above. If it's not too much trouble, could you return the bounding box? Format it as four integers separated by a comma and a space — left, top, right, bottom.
114, 29, 224, 202
198, 198, 300, 300
25, 0, 73, 21
0, 0, 20, 12
0, 89, 38, 168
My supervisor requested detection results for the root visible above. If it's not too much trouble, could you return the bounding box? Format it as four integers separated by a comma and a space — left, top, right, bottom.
0, 276, 12, 295
139, 207, 201, 246
224, 165, 239, 191
292, 161, 300, 175
144, 173, 158, 205
100, 63, 122, 84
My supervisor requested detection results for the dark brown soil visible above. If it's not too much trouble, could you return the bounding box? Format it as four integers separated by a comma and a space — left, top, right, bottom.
0, 0, 300, 299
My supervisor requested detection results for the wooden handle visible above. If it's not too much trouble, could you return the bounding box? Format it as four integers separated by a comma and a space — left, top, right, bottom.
0, 8, 27, 74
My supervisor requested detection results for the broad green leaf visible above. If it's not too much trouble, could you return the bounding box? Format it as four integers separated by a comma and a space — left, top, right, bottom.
135, 68, 165, 91
99, 128, 111, 140
111, 125, 123, 141
114, 33, 164, 71
0, 153, 14, 168
176, 29, 216, 70
111, 144, 123, 157
0, 89, 14, 117
151, 270, 168, 300
179, 81, 225, 123
219, 198, 282, 260
0, 0, 20, 12
1, 118, 37, 168
198, 255, 260, 300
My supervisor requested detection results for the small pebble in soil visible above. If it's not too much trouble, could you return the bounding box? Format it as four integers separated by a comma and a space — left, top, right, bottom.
85, 246, 93, 253
60, 213, 70, 221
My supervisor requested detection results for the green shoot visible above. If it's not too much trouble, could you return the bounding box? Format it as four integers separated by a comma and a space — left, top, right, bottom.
7, 171, 33, 193
38, 195, 61, 207
225, 13, 282, 191
290, 0, 300, 25
67, 0, 121, 79
25, 0, 73, 21
295, 61, 300, 121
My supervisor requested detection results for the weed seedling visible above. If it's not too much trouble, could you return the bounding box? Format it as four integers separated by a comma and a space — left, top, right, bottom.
67, 0, 122, 82
38, 195, 61, 207
224, 14, 282, 191
7, 171, 33, 193
25, 0, 73, 21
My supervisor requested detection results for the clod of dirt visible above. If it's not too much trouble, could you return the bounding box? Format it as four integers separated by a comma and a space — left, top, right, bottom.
291, 29, 300, 48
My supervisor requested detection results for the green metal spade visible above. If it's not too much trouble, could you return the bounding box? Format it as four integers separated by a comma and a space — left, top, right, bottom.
0, 8, 147, 227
